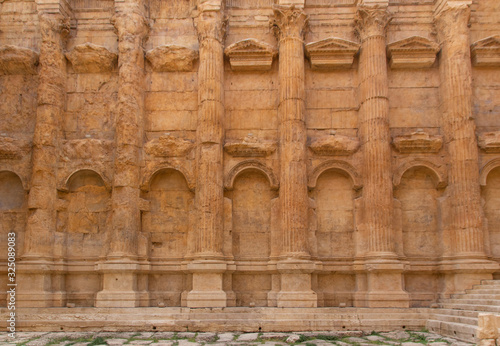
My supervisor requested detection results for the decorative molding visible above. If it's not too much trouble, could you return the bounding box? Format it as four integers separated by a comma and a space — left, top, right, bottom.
393, 158, 447, 189
354, 5, 391, 40
142, 164, 196, 192
224, 134, 277, 157
60, 139, 114, 162
224, 39, 277, 71
225, 160, 279, 190
144, 135, 194, 157
308, 159, 362, 190
471, 35, 500, 67
480, 158, 500, 186
392, 129, 443, 153
387, 36, 440, 69
309, 131, 360, 156
478, 131, 500, 153
65, 43, 117, 73
146, 45, 198, 72
0, 45, 39, 75
0, 136, 31, 160
62, 168, 112, 192
305, 37, 360, 69
194, 11, 227, 43
270, 5, 309, 41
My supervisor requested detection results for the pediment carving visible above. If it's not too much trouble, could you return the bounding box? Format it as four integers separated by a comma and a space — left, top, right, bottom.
144, 135, 194, 157
224, 134, 277, 157
0, 45, 39, 75
478, 131, 500, 153
65, 43, 117, 73
387, 36, 440, 69
309, 132, 360, 156
471, 35, 500, 67
305, 37, 360, 69
392, 130, 443, 153
0, 137, 31, 160
224, 39, 277, 71
145, 45, 198, 72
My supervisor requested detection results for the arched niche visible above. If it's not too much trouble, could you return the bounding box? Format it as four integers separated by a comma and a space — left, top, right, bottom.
228, 168, 276, 307
482, 166, 500, 269
142, 168, 194, 307
0, 171, 26, 308
310, 168, 356, 259
394, 166, 442, 259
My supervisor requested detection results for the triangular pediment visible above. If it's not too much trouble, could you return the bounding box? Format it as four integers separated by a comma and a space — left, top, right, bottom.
225, 39, 277, 56
471, 35, 500, 49
387, 36, 440, 52
305, 37, 360, 54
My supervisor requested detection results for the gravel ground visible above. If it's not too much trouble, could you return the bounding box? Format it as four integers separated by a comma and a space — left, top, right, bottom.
0, 330, 473, 346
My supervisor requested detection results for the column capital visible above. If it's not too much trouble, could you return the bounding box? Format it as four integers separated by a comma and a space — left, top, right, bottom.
434, 3, 470, 40
112, 8, 149, 38
38, 12, 70, 38
194, 10, 227, 44
354, 5, 390, 40
271, 5, 309, 42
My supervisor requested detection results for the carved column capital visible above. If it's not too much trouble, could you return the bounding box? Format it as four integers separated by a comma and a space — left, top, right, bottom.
112, 9, 149, 39
271, 5, 308, 42
354, 5, 391, 40
194, 10, 227, 44
38, 12, 70, 39
434, 3, 470, 41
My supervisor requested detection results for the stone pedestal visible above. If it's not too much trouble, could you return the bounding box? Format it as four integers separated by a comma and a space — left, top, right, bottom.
276, 260, 317, 308
186, 261, 227, 308
95, 262, 142, 307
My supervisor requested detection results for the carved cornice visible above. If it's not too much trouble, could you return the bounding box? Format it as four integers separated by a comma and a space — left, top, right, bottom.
194, 11, 227, 44
471, 36, 500, 67
66, 43, 117, 73
224, 135, 277, 157
0, 137, 31, 160
146, 45, 198, 72
270, 5, 309, 41
305, 37, 360, 69
0, 45, 39, 75
354, 5, 391, 40
144, 135, 194, 157
387, 36, 440, 69
478, 131, 500, 153
309, 132, 360, 156
224, 39, 277, 71
392, 130, 443, 154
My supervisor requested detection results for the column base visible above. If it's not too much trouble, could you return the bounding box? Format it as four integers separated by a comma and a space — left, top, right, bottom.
276, 259, 317, 308
94, 261, 142, 308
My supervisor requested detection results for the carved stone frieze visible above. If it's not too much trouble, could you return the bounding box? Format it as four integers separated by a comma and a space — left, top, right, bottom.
66, 43, 118, 73
224, 39, 277, 71
305, 38, 360, 69
146, 45, 198, 72
478, 131, 500, 153
309, 132, 360, 156
144, 135, 194, 157
393, 130, 443, 153
224, 134, 277, 157
471, 35, 500, 67
0, 45, 39, 75
387, 36, 440, 69
60, 138, 114, 162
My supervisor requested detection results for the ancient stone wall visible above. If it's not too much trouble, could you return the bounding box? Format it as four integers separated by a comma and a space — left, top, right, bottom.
0, 0, 499, 309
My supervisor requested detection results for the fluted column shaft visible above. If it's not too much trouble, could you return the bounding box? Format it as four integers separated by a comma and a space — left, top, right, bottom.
436, 4, 485, 256
108, 5, 148, 258
355, 6, 394, 256
193, 9, 226, 257
23, 13, 68, 259
272, 6, 309, 257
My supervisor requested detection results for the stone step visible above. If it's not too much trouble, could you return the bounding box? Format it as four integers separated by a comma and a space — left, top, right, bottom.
434, 308, 479, 318
445, 298, 500, 306
466, 288, 500, 295
471, 284, 500, 290
451, 293, 500, 300
431, 313, 478, 326
426, 320, 478, 343
438, 303, 500, 313
479, 280, 500, 285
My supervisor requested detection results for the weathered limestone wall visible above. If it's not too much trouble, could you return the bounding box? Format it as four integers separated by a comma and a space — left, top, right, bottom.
1, 0, 500, 310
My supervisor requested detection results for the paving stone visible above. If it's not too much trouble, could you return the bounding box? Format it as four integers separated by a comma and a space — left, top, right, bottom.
429, 343, 449, 346
196, 332, 217, 342
217, 333, 236, 342
134, 332, 155, 339
105, 338, 129, 345
402, 343, 426, 346
286, 334, 301, 343
177, 340, 201, 346
237, 333, 260, 341
155, 342, 174, 346
366, 335, 388, 342
381, 331, 411, 340
345, 336, 368, 343
127, 340, 154, 345
176, 332, 197, 339
155, 332, 176, 339
97, 332, 137, 339
259, 332, 289, 340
